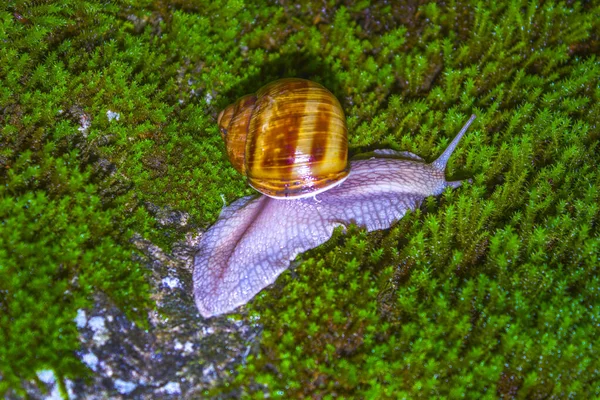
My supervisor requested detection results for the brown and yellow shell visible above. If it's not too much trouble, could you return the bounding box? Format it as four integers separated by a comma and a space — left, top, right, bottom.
217, 78, 349, 199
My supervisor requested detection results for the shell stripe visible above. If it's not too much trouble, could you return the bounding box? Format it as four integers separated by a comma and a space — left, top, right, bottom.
225, 95, 256, 174
310, 103, 333, 164
261, 96, 307, 170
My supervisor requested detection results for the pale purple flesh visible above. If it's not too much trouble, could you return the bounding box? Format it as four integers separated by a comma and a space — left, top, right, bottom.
193, 115, 476, 318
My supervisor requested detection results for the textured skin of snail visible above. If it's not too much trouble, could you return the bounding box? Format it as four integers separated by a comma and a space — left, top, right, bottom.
193, 115, 476, 318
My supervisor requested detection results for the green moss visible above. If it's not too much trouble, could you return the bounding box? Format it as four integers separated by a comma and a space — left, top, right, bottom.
1, 0, 599, 397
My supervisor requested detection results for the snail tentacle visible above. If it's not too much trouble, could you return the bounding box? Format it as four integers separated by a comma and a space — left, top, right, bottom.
431, 114, 476, 172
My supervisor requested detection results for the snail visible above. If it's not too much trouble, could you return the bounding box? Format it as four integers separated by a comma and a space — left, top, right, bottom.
216, 78, 349, 198
193, 79, 477, 318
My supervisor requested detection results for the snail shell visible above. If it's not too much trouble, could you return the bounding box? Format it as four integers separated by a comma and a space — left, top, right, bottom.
217, 78, 349, 199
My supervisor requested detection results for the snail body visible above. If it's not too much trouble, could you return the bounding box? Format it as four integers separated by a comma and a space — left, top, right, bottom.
193, 114, 477, 318
217, 78, 349, 198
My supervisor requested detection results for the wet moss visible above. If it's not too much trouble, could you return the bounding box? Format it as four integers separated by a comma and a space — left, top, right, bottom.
1, 0, 599, 398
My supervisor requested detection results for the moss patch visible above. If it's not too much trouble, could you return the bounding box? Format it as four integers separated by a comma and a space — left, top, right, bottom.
1, 0, 599, 398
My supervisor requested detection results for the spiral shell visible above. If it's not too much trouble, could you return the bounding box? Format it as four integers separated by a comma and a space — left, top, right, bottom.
217, 78, 349, 198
